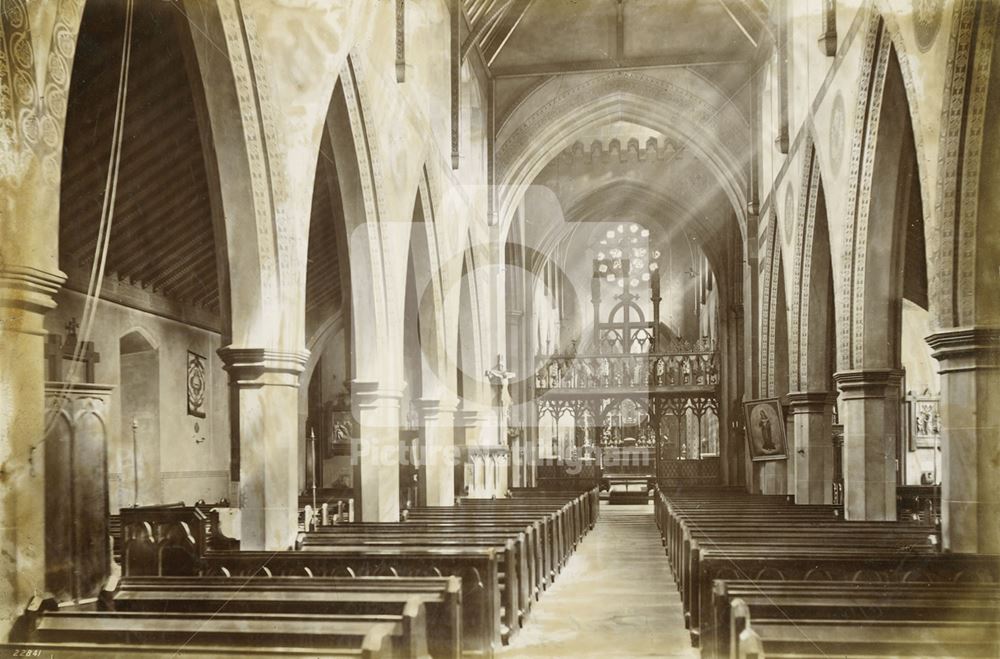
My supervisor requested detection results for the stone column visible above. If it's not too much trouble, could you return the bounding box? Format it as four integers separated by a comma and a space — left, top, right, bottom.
833, 369, 902, 520
352, 382, 402, 522
416, 398, 457, 506
927, 328, 1000, 553
0, 267, 65, 636
457, 408, 490, 498
787, 391, 836, 504
219, 348, 308, 550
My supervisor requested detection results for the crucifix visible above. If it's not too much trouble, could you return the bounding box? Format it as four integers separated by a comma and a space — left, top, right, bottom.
486, 354, 516, 446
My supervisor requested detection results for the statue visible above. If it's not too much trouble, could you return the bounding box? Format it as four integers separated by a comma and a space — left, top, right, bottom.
486, 355, 516, 447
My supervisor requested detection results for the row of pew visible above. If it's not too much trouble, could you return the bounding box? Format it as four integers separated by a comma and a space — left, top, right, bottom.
5, 488, 598, 658
654, 486, 1000, 658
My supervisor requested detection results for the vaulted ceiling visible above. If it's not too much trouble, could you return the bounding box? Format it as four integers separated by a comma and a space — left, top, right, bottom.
60, 0, 220, 311
464, 0, 766, 78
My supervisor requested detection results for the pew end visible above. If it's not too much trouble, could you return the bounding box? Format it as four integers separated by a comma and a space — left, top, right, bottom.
9, 595, 59, 642
737, 627, 764, 659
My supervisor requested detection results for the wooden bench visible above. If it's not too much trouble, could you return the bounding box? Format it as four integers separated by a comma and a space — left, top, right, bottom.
407, 511, 564, 582
0, 641, 381, 657
604, 477, 651, 504
320, 521, 544, 603
200, 547, 501, 657
709, 580, 1000, 659
296, 538, 521, 641
8, 595, 429, 659
100, 574, 461, 659
736, 617, 999, 658
120, 504, 237, 576
301, 528, 530, 629
653, 486, 999, 647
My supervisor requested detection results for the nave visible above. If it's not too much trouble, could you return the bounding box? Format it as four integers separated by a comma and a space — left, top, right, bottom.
500, 505, 696, 658
2, 0, 1000, 656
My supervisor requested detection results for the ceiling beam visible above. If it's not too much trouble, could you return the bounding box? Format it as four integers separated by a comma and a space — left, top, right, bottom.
481, 0, 536, 67
492, 55, 748, 79
616, 0, 625, 61
469, 0, 499, 26
462, 0, 511, 60
715, 0, 759, 48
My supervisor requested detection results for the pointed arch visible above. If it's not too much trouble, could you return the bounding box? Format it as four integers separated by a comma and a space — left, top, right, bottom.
324, 55, 393, 382
760, 212, 788, 399
789, 139, 837, 393
838, 13, 928, 370
404, 167, 450, 400
495, 71, 749, 244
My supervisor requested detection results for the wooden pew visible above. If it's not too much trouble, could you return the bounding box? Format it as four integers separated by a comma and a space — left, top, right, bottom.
653, 487, 1000, 647
0, 642, 381, 657
8, 595, 429, 659
200, 547, 502, 657
101, 575, 462, 659
296, 537, 521, 640
301, 528, 530, 628
120, 504, 236, 576
508, 486, 600, 527
736, 617, 999, 658
407, 511, 563, 584
321, 521, 543, 604
709, 580, 1000, 659
414, 498, 587, 574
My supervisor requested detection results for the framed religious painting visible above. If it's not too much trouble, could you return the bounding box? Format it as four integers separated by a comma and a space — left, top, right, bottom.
743, 397, 787, 461
186, 351, 207, 418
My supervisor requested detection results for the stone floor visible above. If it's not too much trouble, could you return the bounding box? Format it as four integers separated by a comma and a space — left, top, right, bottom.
499, 503, 699, 658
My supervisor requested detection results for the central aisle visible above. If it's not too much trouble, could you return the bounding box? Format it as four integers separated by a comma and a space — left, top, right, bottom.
500, 503, 697, 658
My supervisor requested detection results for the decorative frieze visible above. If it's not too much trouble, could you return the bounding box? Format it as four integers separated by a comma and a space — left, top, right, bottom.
557, 136, 685, 165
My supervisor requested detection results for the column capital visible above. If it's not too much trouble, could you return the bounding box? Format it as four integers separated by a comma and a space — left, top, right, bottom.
415, 397, 459, 421
833, 369, 904, 398
785, 390, 837, 414
218, 347, 309, 387
455, 406, 490, 427
0, 266, 66, 335
351, 380, 403, 410
926, 326, 1000, 373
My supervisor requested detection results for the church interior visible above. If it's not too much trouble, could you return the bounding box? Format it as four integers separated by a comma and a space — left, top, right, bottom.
1, 0, 999, 656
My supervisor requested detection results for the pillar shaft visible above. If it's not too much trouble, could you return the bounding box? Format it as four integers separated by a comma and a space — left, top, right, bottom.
834, 369, 902, 520
220, 348, 307, 550
787, 391, 836, 504
927, 328, 1000, 553
353, 382, 402, 522
0, 267, 65, 636
417, 399, 457, 506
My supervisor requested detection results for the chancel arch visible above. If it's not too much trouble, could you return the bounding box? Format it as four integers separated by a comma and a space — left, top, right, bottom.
495, 70, 750, 243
